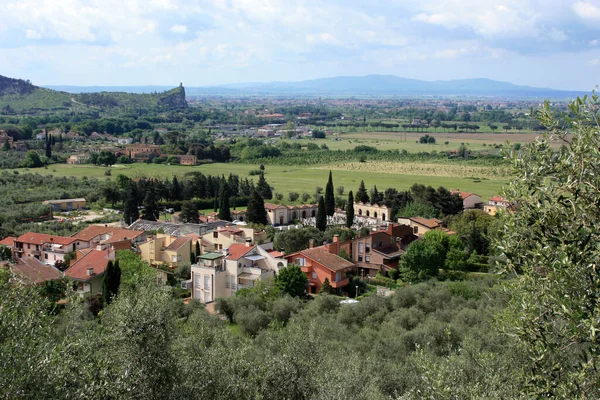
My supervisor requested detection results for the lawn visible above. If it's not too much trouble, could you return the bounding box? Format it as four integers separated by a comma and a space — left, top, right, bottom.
20, 160, 507, 200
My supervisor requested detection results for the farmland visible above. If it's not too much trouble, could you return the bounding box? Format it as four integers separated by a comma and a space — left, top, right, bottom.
18, 159, 506, 200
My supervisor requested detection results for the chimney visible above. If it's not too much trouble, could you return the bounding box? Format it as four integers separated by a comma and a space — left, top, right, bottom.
309, 239, 315, 249
86, 267, 93, 277
333, 234, 339, 243
245, 238, 252, 247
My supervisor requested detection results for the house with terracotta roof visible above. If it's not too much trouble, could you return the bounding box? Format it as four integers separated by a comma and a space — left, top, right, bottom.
224, 241, 287, 288
138, 234, 191, 268
201, 225, 268, 251
484, 195, 511, 216
64, 248, 116, 296
450, 190, 483, 210
397, 217, 455, 236
71, 225, 146, 251
67, 154, 91, 165
10, 256, 62, 284
13, 232, 79, 267
264, 203, 318, 226
285, 240, 355, 295
0, 236, 16, 250
191, 240, 287, 303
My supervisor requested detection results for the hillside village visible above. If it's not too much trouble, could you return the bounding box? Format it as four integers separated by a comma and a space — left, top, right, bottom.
0, 186, 510, 302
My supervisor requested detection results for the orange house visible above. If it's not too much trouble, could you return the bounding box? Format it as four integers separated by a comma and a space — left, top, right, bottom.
285, 241, 354, 295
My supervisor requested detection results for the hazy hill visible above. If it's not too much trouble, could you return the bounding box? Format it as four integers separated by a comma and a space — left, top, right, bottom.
213, 75, 584, 98
0, 75, 187, 113
45, 75, 584, 98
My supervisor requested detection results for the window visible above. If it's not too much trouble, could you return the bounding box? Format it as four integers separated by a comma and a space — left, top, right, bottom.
213, 231, 218, 238
413, 226, 419, 234
44, 254, 48, 259
358, 255, 363, 262
27, 244, 31, 250
312, 272, 317, 279
296, 257, 306, 267
225, 274, 230, 288
195, 274, 202, 288
366, 244, 370, 253
335, 272, 342, 282
358, 243, 364, 253
171, 255, 177, 262
365, 256, 370, 262
238, 263, 242, 269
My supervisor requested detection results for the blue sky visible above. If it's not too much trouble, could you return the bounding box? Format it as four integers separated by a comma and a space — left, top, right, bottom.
0, 0, 599, 90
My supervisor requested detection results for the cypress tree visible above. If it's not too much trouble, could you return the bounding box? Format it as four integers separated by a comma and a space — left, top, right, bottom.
142, 189, 159, 221
45, 133, 52, 159
195, 241, 201, 257
346, 191, 355, 228
246, 189, 268, 225
218, 181, 231, 221
123, 183, 139, 225
171, 176, 182, 201
325, 170, 335, 216
316, 196, 327, 231
102, 260, 121, 305
320, 277, 333, 294
256, 172, 273, 200
356, 180, 370, 203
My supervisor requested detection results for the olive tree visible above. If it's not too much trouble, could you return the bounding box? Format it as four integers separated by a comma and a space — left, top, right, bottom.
498, 95, 600, 397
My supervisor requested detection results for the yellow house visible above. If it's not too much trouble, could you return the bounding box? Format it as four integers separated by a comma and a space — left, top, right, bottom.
138, 234, 191, 268
43, 198, 87, 212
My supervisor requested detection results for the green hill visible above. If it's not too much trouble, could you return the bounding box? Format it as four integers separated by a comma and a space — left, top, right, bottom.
0, 75, 187, 113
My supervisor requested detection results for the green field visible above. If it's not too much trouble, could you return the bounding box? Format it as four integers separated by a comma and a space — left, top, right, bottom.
282, 130, 549, 153
21, 160, 507, 200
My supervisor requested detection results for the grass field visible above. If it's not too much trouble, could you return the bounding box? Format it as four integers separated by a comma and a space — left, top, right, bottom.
20, 160, 508, 200
281, 130, 555, 153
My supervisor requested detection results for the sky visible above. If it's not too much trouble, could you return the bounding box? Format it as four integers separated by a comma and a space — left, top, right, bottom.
0, 0, 599, 90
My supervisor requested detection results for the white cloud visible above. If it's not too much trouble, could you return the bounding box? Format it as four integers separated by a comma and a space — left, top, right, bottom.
170, 24, 187, 34
25, 29, 42, 39
306, 33, 343, 46
573, 2, 600, 21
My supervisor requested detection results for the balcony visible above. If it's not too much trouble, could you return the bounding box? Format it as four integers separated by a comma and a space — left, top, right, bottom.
331, 277, 349, 288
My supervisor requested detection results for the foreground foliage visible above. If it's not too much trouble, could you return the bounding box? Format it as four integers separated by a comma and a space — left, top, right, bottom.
498, 95, 600, 397
0, 274, 524, 399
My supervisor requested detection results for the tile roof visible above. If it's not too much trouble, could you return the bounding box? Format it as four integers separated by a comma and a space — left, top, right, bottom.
226, 243, 254, 260
64, 249, 114, 282
300, 247, 354, 272
450, 190, 476, 200
489, 195, 508, 202
72, 225, 145, 242
373, 245, 404, 258
16, 232, 76, 246
0, 236, 16, 247
264, 203, 287, 210
410, 217, 442, 229
12, 257, 61, 283
164, 237, 191, 252
266, 249, 284, 258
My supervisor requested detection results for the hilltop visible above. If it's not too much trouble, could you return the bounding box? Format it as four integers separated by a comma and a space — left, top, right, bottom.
0, 75, 187, 113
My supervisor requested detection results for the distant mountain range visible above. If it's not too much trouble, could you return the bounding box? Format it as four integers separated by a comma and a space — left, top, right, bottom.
45, 75, 587, 98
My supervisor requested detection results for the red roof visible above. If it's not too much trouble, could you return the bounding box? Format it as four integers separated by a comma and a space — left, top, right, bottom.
15, 232, 76, 246
410, 217, 442, 229
0, 236, 16, 247
164, 237, 191, 252
64, 249, 114, 282
72, 225, 144, 243
217, 227, 244, 235
489, 195, 507, 202
266, 249, 284, 258
12, 257, 61, 283
298, 247, 354, 272
226, 243, 254, 260
264, 203, 286, 210
451, 190, 477, 200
